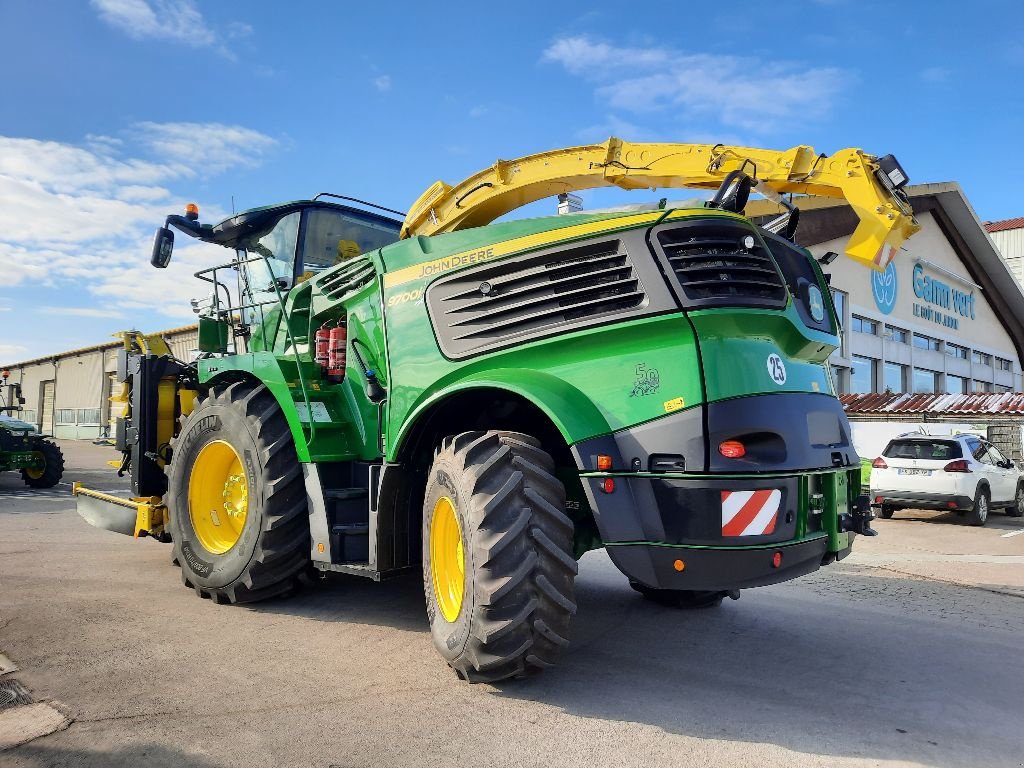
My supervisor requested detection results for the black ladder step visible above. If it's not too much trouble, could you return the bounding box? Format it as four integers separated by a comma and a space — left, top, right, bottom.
325, 488, 368, 500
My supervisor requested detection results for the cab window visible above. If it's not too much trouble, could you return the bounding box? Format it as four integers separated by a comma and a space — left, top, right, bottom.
299, 208, 401, 275
245, 211, 301, 292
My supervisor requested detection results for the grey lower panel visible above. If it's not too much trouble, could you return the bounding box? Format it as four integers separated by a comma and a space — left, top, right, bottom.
304, 463, 332, 563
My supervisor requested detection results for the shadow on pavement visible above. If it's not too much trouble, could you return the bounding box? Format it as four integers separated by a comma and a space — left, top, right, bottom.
245, 571, 429, 633
10, 742, 222, 768
491, 568, 1021, 768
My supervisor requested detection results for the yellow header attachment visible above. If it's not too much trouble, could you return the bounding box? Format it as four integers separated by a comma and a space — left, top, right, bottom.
402, 138, 920, 270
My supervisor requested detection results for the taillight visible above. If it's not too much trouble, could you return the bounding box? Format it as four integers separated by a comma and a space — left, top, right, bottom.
719, 440, 746, 459
943, 460, 972, 473
872, 457, 888, 469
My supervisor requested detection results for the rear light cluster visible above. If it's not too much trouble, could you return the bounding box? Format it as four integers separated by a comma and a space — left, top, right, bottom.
719, 440, 746, 458
872, 457, 888, 469
943, 460, 972, 473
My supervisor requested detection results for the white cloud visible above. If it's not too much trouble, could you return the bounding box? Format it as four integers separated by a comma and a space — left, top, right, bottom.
543, 35, 847, 132
37, 306, 126, 319
131, 122, 277, 174
91, 0, 216, 48
0, 123, 274, 324
373, 75, 392, 92
468, 106, 488, 118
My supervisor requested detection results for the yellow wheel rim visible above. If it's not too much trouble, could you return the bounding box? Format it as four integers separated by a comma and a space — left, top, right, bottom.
188, 440, 249, 555
25, 452, 45, 480
429, 496, 465, 623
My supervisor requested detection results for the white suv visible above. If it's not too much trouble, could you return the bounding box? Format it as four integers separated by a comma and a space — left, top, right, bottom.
870, 434, 1024, 526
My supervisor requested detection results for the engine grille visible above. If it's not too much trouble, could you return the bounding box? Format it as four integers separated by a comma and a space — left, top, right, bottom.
316, 258, 376, 300
428, 240, 646, 359
657, 222, 787, 309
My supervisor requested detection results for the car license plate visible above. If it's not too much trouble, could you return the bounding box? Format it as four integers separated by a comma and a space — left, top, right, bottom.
898, 468, 931, 476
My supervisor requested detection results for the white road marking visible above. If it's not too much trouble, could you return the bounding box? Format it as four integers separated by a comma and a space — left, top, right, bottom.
1000, 529, 1024, 538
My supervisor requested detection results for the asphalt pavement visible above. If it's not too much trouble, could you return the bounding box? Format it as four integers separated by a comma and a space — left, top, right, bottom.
1, 440, 1023, 767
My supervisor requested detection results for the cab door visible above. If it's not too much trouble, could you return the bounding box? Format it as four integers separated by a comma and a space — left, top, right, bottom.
239, 211, 301, 351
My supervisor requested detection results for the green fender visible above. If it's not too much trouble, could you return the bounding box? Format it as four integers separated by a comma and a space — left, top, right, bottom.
198, 352, 315, 463
390, 367, 613, 461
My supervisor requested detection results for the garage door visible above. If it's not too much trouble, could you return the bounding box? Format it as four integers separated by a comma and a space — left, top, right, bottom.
40, 380, 55, 434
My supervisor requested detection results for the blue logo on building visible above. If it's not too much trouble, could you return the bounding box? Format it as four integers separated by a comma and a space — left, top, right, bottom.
872, 262, 898, 315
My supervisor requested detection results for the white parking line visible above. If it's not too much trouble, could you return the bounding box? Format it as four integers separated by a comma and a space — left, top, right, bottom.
1000, 529, 1024, 538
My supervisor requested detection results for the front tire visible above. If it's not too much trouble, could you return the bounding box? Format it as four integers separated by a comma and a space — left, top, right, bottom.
967, 486, 990, 527
167, 381, 309, 603
422, 431, 577, 682
21, 440, 64, 488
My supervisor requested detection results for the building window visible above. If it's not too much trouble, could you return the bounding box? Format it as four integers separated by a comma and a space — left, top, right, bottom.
851, 315, 878, 335
996, 357, 1013, 371
972, 351, 993, 366
55, 408, 76, 425
946, 343, 968, 359
830, 365, 847, 394
886, 326, 909, 344
913, 333, 940, 351
830, 289, 846, 329
851, 355, 877, 394
830, 289, 847, 356
974, 380, 994, 393
883, 362, 908, 393
995, 384, 1012, 393
946, 374, 968, 394
913, 368, 939, 393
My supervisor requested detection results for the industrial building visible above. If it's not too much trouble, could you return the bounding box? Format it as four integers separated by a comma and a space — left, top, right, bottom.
5, 182, 1024, 440
1, 325, 198, 439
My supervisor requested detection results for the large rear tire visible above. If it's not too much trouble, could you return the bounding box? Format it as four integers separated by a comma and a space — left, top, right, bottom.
167, 381, 309, 603
21, 439, 64, 488
422, 431, 577, 682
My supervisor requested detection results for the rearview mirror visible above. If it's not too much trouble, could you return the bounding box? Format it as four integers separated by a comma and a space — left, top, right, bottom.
151, 226, 174, 268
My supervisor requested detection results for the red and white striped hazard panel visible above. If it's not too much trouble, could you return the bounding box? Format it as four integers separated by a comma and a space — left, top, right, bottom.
720, 489, 782, 537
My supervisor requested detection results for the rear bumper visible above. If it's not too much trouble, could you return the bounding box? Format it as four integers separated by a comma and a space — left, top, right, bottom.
607, 536, 833, 591
871, 490, 974, 511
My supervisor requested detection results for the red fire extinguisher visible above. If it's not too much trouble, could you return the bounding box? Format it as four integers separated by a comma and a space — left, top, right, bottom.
314, 324, 331, 371
327, 321, 347, 383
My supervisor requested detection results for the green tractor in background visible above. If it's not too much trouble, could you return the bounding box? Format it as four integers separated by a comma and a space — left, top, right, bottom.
73, 138, 919, 682
0, 370, 65, 488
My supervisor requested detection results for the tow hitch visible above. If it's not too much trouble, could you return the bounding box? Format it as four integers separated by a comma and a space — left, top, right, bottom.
841, 494, 878, 537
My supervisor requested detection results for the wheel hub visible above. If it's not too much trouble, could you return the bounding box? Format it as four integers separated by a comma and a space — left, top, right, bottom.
429, 496, 465, 623
188, 440, 249, 554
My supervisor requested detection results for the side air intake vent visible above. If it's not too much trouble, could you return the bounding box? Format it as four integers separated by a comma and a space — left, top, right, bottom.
655, 221, 787, 309
428, 239, 647, 359
317, 258, 376, 300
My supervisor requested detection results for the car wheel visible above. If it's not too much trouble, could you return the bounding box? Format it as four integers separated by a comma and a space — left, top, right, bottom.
967, 486, 990, 526
879, 505, 895, 520
1007, 483, 1024, 518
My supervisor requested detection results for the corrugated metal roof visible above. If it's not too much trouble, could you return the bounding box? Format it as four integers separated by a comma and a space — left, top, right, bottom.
1, 324, 198, 369
841, 392, 1024, 415
984, 217, 1024, 233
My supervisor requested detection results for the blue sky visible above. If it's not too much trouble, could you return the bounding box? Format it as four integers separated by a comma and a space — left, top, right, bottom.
2, 0, 1023, 360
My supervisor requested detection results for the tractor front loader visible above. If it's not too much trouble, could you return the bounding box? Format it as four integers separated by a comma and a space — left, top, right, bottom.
74, 139, 918, 682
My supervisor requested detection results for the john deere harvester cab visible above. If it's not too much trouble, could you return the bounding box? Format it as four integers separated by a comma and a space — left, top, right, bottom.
75, 139, 918, 683
1, 370, 64, 488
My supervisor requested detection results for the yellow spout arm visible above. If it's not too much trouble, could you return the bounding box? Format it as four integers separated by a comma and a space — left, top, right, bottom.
402, 138, 920, 270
